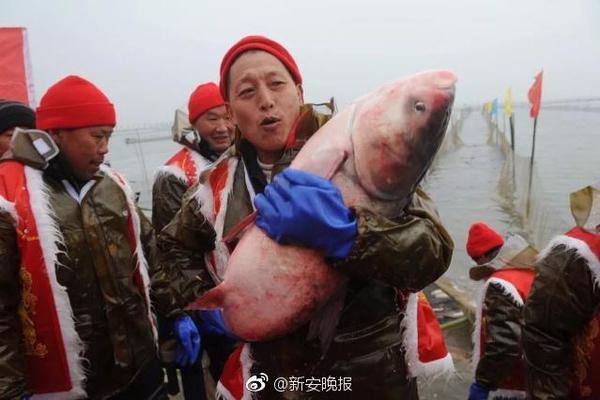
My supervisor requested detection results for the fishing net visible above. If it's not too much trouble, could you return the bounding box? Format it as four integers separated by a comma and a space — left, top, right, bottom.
439, 108, 469, 155
490, 115, 570, 249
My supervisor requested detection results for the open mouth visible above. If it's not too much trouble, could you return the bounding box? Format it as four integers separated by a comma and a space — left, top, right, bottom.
260, 116, 281, 127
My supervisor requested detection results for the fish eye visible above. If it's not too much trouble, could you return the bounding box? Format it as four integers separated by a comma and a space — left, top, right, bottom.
414, 101, 426, 112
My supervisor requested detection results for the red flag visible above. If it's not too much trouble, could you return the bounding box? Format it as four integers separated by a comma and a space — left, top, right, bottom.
528, 70, 543, 118
0, 27, 36, 106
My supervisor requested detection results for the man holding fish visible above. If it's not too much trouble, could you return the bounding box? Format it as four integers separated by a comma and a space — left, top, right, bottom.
156, 35, 456, 399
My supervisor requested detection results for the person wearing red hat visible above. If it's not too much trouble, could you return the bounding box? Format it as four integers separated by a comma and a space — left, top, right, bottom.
466, 222, 505, 266
523, 184, 600, 399
466, 222, 537, 400
0, 75, 199, 400
152, 82, 235, 399
153, 82, 234, 233
156, 35, 453, 399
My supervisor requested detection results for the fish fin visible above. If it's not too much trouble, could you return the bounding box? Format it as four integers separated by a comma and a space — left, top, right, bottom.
185, 285, 225, 310
307, 280, 348, 354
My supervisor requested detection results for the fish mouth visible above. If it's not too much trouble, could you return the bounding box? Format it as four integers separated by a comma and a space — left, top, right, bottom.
260, 116, 281, 127
435, 70, 458, 90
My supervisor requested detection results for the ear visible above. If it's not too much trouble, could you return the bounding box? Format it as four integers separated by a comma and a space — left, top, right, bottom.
226, 102, 237, 125
296, 84, 304, 104
48, 129, 62, 145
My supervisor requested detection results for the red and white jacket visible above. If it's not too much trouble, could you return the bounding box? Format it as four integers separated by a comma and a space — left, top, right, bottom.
154, 146, 213, 187
0, 162, 155, 399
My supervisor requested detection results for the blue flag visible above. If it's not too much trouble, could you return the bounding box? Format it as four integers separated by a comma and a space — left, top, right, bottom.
491, 98, 498, 117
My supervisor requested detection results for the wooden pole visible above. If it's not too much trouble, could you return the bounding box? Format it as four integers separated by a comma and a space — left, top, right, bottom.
495, 112, 499, 143
509, 114, 515, 153
530, 117, 538, 168
526, 117, 538, 218
510, 113, 516, 188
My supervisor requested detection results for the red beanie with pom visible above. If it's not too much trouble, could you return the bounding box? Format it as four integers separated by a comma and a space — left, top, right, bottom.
36, 75, 116, 130
219, 35, 302, 99
466, 222, 504, 259
188, 82, 225, 124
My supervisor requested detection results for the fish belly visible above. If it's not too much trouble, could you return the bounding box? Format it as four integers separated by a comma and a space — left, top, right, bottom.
221, 227, 344, 340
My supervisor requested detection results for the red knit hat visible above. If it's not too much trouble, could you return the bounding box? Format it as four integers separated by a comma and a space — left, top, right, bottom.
188, 82, 225, 124
36, 75, 116, 130
466, 222, 505, 259
219, 35, 303, 99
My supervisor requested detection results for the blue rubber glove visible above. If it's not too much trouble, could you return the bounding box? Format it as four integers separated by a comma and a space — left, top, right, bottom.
468, 382, 489, 400
173, 315, 201, 367
255, 168, 357, 259
197, 310, 239, 340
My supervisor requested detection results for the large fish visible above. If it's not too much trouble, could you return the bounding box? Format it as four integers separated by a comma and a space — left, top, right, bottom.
188, 70, 456, 341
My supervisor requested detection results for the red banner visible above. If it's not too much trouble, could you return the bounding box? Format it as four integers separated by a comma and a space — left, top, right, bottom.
0, 27, 35, 106
528, 70, 543, 119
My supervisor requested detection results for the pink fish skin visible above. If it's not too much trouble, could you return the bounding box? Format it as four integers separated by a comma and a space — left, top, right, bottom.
187, 70, 456, 341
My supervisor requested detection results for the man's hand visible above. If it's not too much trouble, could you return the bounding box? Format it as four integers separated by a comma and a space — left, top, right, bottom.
255, 168, 357, 259
173, 315, 201, 366
468, 382, 489, 400
197, 310, 239, 340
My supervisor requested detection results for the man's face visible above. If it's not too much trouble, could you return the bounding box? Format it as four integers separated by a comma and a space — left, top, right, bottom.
473, 254, 493, 265
0, 128, 15, 156
227, 51, 303, 162
192, 105, 234, 153
472, 246, 501, 266
50, 125, 112, 180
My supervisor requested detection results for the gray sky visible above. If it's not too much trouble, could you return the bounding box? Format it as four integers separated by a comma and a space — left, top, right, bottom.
2, 0, 599, 126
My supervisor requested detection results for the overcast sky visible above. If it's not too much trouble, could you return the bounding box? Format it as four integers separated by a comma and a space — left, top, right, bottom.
2, 0, 599, 126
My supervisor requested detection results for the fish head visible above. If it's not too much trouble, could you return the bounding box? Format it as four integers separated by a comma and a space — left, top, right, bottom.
351, 70, 456, 200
